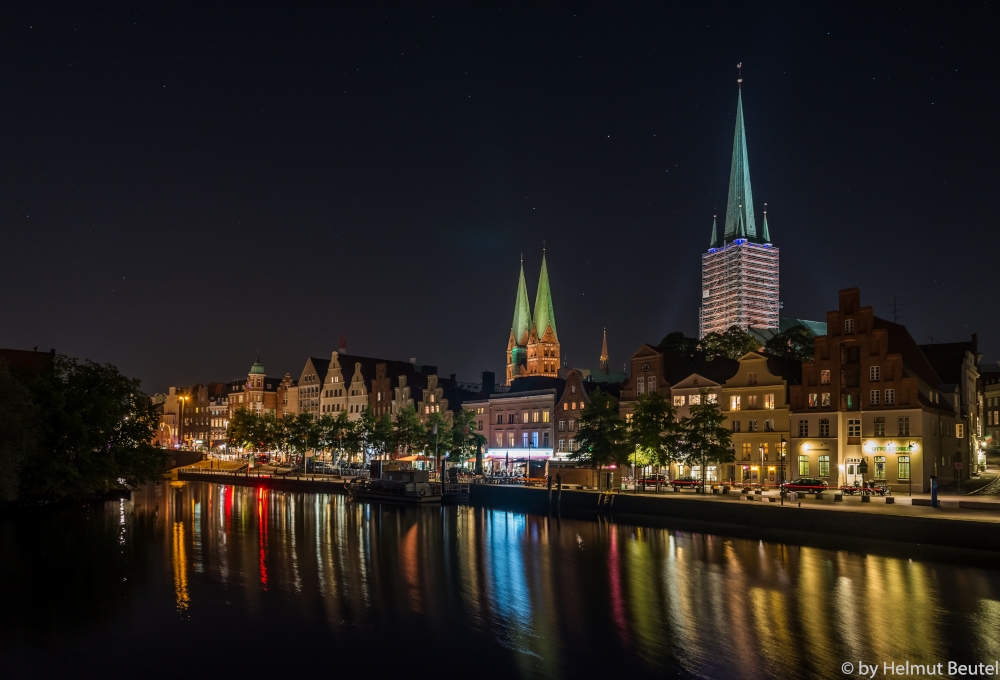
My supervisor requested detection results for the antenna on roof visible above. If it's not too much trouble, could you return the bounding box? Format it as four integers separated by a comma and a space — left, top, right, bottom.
886, 296, 904, 324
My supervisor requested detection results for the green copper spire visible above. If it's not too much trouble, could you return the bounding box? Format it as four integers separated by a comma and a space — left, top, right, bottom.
533, 251, 558, 341
723, 88, 757, 242
511, 258, 532, 345
709, 215, 718, 247
761, 206, 770, 243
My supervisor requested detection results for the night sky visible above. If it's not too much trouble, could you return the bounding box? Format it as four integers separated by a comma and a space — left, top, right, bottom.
2, 3, 997, 392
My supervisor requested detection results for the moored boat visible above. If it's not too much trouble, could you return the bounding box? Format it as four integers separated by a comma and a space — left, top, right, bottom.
346, 469, 442, 504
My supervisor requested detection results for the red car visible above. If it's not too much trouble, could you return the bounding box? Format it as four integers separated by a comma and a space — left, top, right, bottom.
781, 478, 829, 493
639, 475, 667, 489
670, 476, 702, 491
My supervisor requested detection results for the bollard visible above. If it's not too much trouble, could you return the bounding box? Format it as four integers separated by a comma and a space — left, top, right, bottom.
862, 495, 870, 503
834, 494, 843, 502
885, 497, 895, 504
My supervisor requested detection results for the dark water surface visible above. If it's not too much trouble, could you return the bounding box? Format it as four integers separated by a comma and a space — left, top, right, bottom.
3, 481, 1000, 679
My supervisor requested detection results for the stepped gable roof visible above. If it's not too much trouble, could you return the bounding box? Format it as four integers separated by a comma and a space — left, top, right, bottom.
334, 353, 436, 390
871, 317, 943, 388
917, 338, 978, 385
507, 375, 566, 403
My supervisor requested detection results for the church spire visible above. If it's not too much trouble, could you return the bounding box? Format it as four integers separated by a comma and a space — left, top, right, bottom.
600, 328, 609, 374
723, 65, 756, 243
533, 250, 558, 341
761, 204, 771, 243
511, 256, 532, 345
709, 214, 718, 247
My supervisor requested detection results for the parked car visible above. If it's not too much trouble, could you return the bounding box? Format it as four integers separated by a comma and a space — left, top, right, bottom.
781, 478, 829, 493
639, 475, 667, 489
670, 476, 702, 491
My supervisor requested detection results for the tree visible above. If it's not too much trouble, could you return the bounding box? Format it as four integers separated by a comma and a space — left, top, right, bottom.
447, 408, 485, 466
572, 389, 629, 468
368, 413, 395, 460
701, 325, 761, 361
657, 331, 699, 359
763, 325, 816, 362
678, 389, 734, 491
0, 365, 41, 502
320, 411, 354, 463
392, 405, 425, 459
627, 392, 681, 488
12, 356, 166, 501
226, 407, 258, 452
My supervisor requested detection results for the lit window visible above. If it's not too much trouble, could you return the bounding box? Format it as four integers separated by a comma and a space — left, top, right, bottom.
821, 393, 831, 407
764, 394, 774, 409
674, 395, 685, 407
818, 455, 830, 477
808, 393, 818, 408
706, 393, 717, 404
563, 403, 569, 411
572, 402, 577, 410
496, 433, 503, 447
690, 394, 701, 405
874, 456, 886, 480
532, 411, 540, 423
731, 396, 741, 411
870, 366, 881, 381
798, 456, 809, 477
522, 412, 529, 423
898, 456, 910, 480
820, 370, 831, 385
742, 443, 752, 460
543, 411, 550, 423
956, 423, 965, 438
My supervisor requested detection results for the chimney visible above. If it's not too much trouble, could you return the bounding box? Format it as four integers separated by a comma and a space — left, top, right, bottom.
482, 371, 496, 395
339, 334, 348, 354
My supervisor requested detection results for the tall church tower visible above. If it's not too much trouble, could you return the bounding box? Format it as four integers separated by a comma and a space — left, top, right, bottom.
699, 68, 780, 338
506, 257, 532, 385
506, 252, 561, 385
599, 328, 609, 375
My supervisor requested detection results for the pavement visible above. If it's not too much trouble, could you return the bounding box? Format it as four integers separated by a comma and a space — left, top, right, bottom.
607, 464, 1000, 524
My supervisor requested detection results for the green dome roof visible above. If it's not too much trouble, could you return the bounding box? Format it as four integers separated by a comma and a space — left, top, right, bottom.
249, 358, 266, 375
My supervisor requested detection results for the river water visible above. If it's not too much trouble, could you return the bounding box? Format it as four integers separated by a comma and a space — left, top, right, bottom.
2, 481, 1000, 679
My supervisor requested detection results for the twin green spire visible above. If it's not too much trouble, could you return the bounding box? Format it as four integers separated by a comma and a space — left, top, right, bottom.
511, 260, 533, 345
510, 252, 558, 344
712, 84, 770, 247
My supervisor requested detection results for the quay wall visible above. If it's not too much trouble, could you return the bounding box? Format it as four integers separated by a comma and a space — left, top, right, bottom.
177, 470, 346, 493
469, 485, 1000, 552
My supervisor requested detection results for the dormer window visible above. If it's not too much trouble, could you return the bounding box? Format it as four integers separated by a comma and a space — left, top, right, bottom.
845, 319, 855, 335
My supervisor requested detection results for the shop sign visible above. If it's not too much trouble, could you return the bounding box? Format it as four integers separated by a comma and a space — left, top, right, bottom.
863, 440, 918, 453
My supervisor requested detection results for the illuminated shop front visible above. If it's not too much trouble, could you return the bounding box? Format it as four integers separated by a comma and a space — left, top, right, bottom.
861, 438, 922, 492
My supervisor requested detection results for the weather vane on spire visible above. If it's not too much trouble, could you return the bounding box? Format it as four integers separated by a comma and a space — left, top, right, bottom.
737, 62, 743, 87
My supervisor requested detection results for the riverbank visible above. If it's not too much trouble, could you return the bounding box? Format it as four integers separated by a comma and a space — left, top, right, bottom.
470, 484, 1000, 552
176, 468, 348, 493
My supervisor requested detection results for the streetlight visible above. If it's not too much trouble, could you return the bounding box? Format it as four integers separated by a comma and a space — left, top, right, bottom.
779, 437, 787, 505
178, 394, 188, 449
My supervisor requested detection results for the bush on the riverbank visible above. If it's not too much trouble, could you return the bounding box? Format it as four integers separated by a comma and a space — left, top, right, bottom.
0, 356, 166, 503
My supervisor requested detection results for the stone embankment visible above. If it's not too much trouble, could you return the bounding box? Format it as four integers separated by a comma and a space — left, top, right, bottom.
470, 484, 1000, 552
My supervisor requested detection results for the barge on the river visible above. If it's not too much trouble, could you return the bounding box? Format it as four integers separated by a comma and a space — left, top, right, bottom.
346, 469, 442, 504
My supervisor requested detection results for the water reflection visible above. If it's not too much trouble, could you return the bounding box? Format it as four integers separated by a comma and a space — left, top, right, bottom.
2, 481, 1000, 679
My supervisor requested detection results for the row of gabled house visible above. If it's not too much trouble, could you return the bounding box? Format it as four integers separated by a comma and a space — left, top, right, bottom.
152, 342, 488, 451
616, 288, 982, 494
